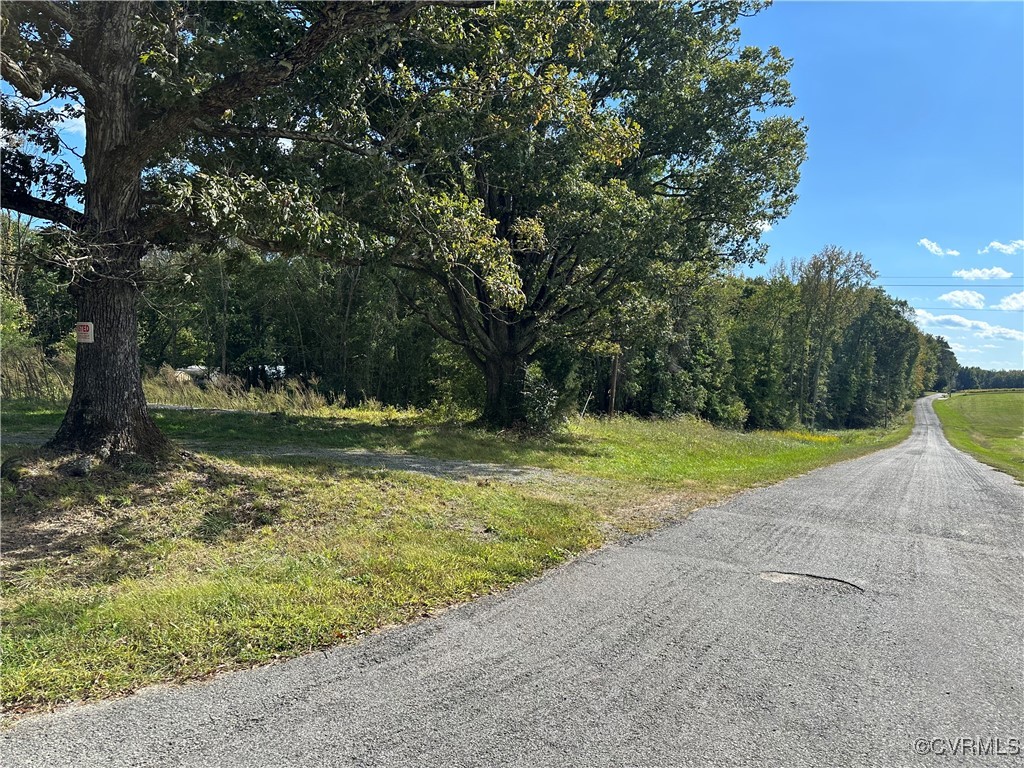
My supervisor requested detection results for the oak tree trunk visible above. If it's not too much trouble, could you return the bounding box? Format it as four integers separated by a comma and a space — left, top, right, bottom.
482, 355, 527, 428
50, 256, 168, 458
47, 2, 170, 461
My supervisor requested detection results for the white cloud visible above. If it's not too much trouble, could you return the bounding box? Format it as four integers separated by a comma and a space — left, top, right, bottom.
937, 290, 985, 309
978, 239, 1024, 256
982, 344, 998, 349
918, 238, 960, 257
948, 342, 982, 354
991, 291, 1024, 311
915, 309, 1024, 342
56, 105, 86, 137
755, 220, 773, 233
59, 115, 86, 136
952, 267, 1013, 280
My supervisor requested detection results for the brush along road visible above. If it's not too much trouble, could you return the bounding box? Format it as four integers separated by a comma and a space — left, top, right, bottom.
3, 396, 1021, 767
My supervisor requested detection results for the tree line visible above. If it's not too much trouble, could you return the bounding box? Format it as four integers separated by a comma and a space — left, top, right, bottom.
5, 211, 996, 433
953, 367, 1024, 392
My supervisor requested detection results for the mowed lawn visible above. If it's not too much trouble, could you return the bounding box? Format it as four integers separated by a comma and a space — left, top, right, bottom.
933, 390, 1024, 481
1, 403, 912, 713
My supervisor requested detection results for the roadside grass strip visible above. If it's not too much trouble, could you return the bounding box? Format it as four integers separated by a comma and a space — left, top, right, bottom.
2, 403, 912, 712
933, 390, 1024, 481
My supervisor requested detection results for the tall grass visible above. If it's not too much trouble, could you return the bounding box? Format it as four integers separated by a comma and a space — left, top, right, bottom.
1, 357, 337, 415
0, 347, 73, 403
143, 364, 330, 414
141, 366, 473, 425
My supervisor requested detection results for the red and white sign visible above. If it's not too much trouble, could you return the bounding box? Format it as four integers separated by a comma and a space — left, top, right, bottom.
75, 322, 94, 343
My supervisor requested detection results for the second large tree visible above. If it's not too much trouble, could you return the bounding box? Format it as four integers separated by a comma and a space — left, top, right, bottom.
365, 1, 807, 425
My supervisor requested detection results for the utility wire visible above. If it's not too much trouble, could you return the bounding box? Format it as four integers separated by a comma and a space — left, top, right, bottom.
911, 307, 1024, 312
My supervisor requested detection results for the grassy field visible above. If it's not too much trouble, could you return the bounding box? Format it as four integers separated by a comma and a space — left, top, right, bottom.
3, 403, 910, 489
1, 401, 913, 713
933, 390, 1024, 481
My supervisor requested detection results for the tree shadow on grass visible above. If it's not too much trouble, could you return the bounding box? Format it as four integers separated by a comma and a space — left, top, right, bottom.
218, 445, 565, 484
151, 409, 603, 467
189, 458, 284, 543
3, 403, 605, 470
0, 454, 286, 582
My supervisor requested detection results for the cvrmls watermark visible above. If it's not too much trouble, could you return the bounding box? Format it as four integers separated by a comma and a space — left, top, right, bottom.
913, 737, 1021, 757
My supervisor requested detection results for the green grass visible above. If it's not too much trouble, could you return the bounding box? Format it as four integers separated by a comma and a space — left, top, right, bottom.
4, 403, 913, 491
0, 401, 913, 713
933, 390, 1024, 481
2, 455, 601, 712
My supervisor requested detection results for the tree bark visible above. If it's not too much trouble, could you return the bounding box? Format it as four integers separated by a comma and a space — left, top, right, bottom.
608, 353, 619, 417
50, 259, 168, 458
47, 2, 169, 461
7, 2, 460, 462
482, 355, 526, 428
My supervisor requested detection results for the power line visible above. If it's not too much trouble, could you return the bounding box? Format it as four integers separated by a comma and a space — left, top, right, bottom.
875, 279, 1020, 284
911, 307, 1023, 312
876, 275, 1019, 278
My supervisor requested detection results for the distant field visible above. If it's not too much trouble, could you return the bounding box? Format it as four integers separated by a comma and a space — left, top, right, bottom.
933, 390, 1024, 481
1, 401, 912, 713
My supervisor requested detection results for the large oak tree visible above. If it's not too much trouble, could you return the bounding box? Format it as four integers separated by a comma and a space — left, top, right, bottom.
0, 0, 463, 459
348, 0, 806, 425
3, 0, 807, 438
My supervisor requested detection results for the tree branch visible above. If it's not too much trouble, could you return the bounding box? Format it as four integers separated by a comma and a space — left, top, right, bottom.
0, 38, 98, 98
388, 271, 468, 348
23, 0, 75, 32
0, 186, 85, 230
133, 1, 483, 165
0, 50, 44, 101
46, 48, 97, 97
193, 120, 378, 157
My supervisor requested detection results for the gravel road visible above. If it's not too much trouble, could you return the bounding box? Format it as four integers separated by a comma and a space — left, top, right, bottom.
3, 396, 1021, 767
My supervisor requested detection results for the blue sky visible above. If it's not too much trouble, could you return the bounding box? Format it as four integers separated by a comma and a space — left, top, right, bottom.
738, 1, 1024, 370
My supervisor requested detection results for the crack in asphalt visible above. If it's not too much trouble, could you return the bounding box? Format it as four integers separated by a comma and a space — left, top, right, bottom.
758, 570, 866, 593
